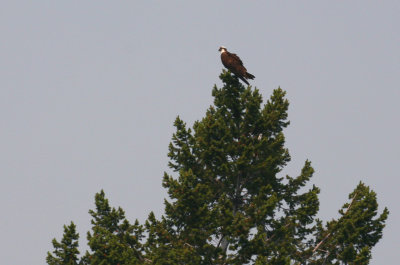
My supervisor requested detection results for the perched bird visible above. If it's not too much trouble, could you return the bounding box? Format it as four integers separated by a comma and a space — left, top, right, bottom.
218, 46, 255, 85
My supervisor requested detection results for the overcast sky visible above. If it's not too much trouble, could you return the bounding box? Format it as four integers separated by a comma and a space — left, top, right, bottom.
0, 1, 398, 264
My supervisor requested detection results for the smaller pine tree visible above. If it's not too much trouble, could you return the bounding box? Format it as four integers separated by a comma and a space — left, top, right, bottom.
82, 190, 144, 265
46, 222, 80, 265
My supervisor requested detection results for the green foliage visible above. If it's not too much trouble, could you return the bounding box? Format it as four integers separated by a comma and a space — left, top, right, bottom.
47, 222, 80, 265
47, 71, 388, 265
310, 182, 389, 265
83, 190, 144, 265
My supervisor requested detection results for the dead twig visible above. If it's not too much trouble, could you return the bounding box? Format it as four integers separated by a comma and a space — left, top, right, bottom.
312, 192, 358, 253
294, 192, 358, 265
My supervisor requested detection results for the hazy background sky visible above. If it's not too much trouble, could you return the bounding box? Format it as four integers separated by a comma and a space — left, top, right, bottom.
1, 1, 398, 264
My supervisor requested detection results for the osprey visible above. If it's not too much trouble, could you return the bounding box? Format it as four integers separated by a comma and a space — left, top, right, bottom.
218, 46, 255, 85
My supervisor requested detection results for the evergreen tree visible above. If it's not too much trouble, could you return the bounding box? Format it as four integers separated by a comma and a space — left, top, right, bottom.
47, 222, 80, 265
47, 71, 388, 265
83, 190, 144, 265
161, 71, 321, 264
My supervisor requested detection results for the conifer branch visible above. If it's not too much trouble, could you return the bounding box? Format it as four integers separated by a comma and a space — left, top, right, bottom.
295, 192, 359, 265
312, 192, 358, 253
184, 242, 195, 248
264, 222, 291, 243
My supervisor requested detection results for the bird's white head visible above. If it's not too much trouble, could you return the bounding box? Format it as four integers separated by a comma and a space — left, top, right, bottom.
218, 46, 227, 54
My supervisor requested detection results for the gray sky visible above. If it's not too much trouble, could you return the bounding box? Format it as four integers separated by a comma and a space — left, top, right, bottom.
0, 1, 398, 264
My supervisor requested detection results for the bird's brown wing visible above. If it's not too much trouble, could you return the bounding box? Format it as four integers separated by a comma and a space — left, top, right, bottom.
229, 52, 244, 66
221, 52, 248, 79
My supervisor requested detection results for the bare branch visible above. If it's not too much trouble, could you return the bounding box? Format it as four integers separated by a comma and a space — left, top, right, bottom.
312, 192, 358, 253
294, 192, 358, 265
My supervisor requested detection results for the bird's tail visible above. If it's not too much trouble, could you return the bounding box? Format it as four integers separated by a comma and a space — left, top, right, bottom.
246, 72, 255, 79
239, 76, 250, 85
